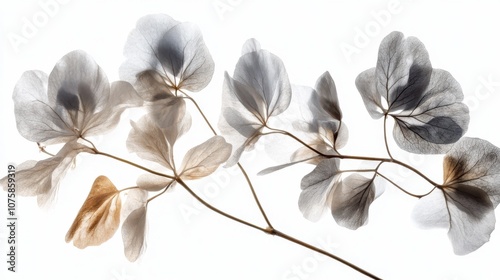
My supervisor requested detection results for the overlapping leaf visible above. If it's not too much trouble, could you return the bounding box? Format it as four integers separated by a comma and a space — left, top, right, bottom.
121, 189, 148, 262
14, 50, 140, 146
330, 174, 376, 230
219, 38, 291, 166
127, 115, 176, 170
413, 137, 500, 254
299, 158, 341, 221
0, 140, 93, 207
120, 14, 214, 99
355, 31, 469, 154
259, 72, 347, 174
66, 176, 121, 249
299, 158, 379, 229
291, 71, 348, 163
128, 113, 231, 182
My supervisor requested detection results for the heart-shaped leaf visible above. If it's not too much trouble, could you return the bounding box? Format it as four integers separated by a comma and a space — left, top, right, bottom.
179, 136, 232, 180
330, 174, 376, 230
299, 158, 341, 221
356, 31, 469, 154
412, 137, 500, 254
66, 176, 121, 249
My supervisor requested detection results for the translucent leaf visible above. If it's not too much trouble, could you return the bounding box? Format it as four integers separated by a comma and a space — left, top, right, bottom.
391, 69, 469, 153
157, 22, 215, 91
412, 187, 494, 255
223, 72, 267, 124
258, 157, 314, 176
233, 41, 291, 118
148, 96, 192, 140
259, 73, 347, 175
311, 71, 342, 121
136, 174, 173, 192
0, 141, 93, 207
443, 137, 500, 206
84, 81, 142, 136
120, 14, 214, 97
299, 158, 340, 221
13, 51, 137, 146
241, 38, 261, 55
65, 176, 121, 249
48, 50, 110, 135
374, 32, 432, 113
218, 39, 291, 166
355, 31, 469, 154
121, 189, 148, 219
127, 116, 174, 170
121, 189, 148, 262
412, 137, 500, 254
133, 70, 174, 101
355, 69, 385, 119
13, 70, 75, 144
218, 82, 264, 167
330, 174, 376, 230
180, 136, 232, 180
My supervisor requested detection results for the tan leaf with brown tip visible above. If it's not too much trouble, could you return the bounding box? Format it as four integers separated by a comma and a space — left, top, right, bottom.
66, 175, 121, 249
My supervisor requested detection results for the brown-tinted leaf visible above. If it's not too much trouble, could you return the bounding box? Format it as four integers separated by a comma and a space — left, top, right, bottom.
65, 176, 121, 249
0, 140, 93, 207
412, 186, 494, 255
412, 137, 500, 254
127, 115, 174, 170
443, 137, 500, 206
179, 136, 232, 180
136, 173, 173, 192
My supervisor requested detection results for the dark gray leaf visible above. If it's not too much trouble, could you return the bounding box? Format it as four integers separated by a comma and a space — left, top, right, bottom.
412, 186, 494, 255
330, 174, 376, 230
355, 32, 469, 153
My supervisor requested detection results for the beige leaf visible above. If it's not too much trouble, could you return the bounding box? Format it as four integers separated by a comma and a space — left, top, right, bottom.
179, 136, 232, 180
121, 189, 148, 262
65, 176, 121, 249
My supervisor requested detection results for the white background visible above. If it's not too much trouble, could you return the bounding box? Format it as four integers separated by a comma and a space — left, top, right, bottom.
1, 0, 500, 279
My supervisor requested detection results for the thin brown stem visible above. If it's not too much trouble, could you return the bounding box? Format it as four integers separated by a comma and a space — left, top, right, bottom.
177, 178, 380, 279
181, 92, 217, 135
338, 169, 376, 174
183, 91, 273, 228
177, 178, 267, 233
267, 128, 440, 188
94, 150, 175, 180
147, 181, 174, 203
37, 142, 56, 157
80, 137, 98, 150
237, 162, 273, 228
272, 229, 382, 280
383, 114, 393, 159
376, 172, 425, 198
